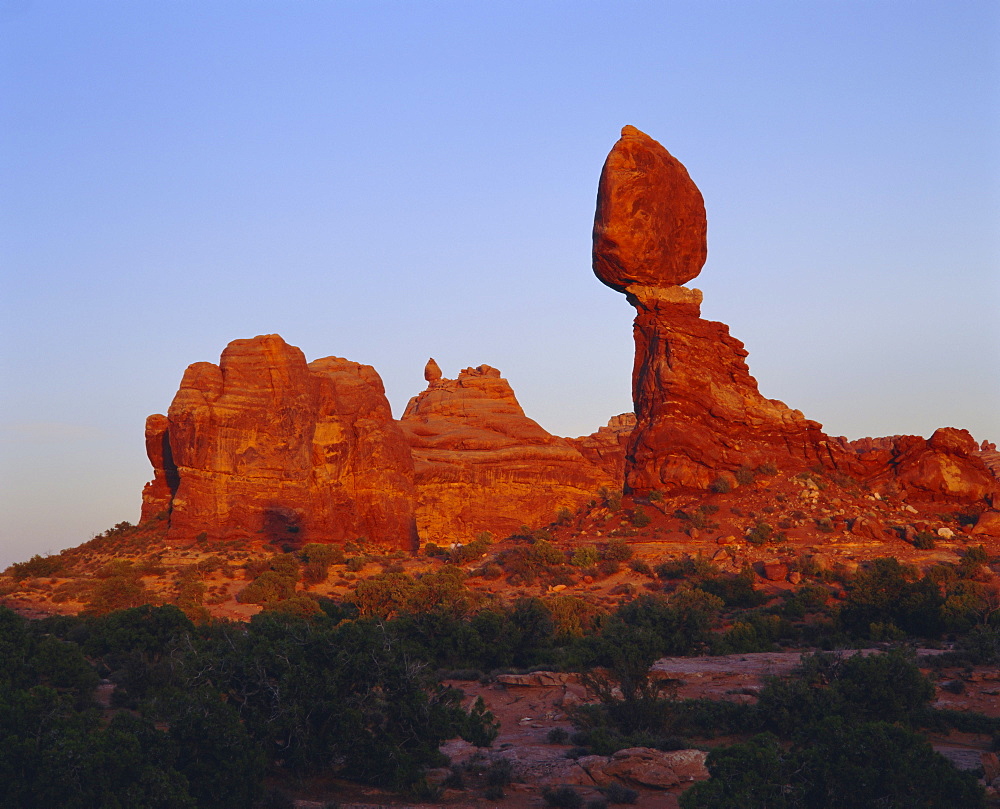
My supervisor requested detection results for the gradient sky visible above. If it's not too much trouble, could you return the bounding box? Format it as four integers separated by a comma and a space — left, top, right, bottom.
1, 1, 998, 569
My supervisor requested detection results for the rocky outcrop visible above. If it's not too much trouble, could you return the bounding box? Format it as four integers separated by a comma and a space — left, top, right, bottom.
399, 364, 613, 544
594, 126, 851, 493
569, 413, 635, 483
141, 335, 418, 550
846, 428, 998, 504
579, 747, 709, 789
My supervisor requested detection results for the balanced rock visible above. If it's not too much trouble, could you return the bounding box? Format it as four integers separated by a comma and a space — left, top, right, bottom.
399, 363, 613, 543
593, 125, 707, 292
424, 357, 443, 383
141, 335, 418, 550
593, 127, 852, 493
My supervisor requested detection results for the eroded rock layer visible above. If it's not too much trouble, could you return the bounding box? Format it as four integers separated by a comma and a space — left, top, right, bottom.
141, 335, 418, 550
399, 364, 614, 543
570, 413, 636, 483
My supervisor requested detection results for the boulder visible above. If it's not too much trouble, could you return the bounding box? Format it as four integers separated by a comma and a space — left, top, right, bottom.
973, 511, 1000, 536
580, 747, 708, 789
140, 334, 418, 550
762, 561, 789, 582
593, 125, 707, 291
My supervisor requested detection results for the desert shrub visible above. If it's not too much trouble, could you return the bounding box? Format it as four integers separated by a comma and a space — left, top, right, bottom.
571, 545, 601, 567
601, 538, 633, 562
602, 783, 639, 804
745, 522, 773, 546
734, 466, 756, 486
6, 553, 66, 581
477, 562, 504, 580
630, 507, 651, 528
839, 558, 945, 638
300, 543, 345, 584
449, 533, 493, 565
680, 720, 984, 809
84, 572, 152, 616
696, 569, 766, 609
497, 540, 566, 583
712, 614, 784, 654
547, 595, 600, 638
237, 569, 297, 605
485, 757, 513, 787
709, 475, 733, 494
598, 486, 623, 512
544, 785, 583, 809
352, 567, 475, 619
345, 555, 367, 572
629, 559, 652, 576
648, 490, 663, 502
912, 531, 936, 550
547, 727, 570, 744
555, 507, 574, 524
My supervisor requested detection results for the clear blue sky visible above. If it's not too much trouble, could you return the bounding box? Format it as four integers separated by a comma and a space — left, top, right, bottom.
1, 1, 998, 568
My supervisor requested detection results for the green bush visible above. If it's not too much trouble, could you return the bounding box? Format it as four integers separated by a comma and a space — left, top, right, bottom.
630, 507, 651, 528
571, 546, 600, 567
601, 538, 634, 562
544, 786, 583, 809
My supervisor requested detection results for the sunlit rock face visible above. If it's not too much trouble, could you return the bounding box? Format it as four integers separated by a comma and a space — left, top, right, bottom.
594, 127, 998, 503
593, 125, 707, 292
845, 428, 998, 504
399, 363, 615, 544
141, 334, 418, 550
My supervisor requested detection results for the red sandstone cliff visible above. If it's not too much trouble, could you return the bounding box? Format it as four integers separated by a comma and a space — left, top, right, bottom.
141, 335, 418, 550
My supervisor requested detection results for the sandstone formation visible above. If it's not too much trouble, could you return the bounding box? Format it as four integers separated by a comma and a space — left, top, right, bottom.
594, 126, 851, 492
593, 125, 707, 291
569, 413, 636, 483
579, 747, 709, 789
424, 357, 442, 383
399, 363, 614, 544
845, 428, 998, 504
141, 335, 418, 550
593, 126, 998, 504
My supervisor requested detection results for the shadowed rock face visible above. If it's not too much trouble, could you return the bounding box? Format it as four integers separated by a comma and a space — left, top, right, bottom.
399, 364, 614, 543
141, 334, 418, 550
595, 126, 997, 503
